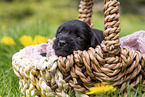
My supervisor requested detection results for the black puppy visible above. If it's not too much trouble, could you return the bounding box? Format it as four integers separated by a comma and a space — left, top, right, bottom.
53, 20, 104, 57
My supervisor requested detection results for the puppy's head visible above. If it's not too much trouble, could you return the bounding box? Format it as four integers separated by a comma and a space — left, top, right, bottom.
53, 20, 92, 57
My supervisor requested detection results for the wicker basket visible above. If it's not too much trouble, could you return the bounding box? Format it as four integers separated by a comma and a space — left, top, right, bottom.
12, 0, 145, 96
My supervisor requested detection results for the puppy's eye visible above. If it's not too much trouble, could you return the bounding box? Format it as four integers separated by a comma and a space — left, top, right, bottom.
57, 32, 62, 35
77, 36, 82, 39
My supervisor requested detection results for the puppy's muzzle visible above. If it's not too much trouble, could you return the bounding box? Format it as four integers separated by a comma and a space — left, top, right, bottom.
58, 40, 66, 47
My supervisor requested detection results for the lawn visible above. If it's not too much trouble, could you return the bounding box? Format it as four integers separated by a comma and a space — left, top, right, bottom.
0, 0, 145, 96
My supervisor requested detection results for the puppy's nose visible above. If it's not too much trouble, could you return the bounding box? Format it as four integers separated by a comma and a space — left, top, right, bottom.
58, 40, 66, 47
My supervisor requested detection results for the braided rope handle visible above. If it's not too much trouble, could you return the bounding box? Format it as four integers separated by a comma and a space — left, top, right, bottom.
102, 0, 121, 57
79, 0, 121, 56
78, 0, 94, 27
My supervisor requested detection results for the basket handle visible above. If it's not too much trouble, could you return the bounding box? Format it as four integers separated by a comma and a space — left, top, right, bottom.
78, 0, 94, 27
102, 0, 121, 56
79, 0, 121, 56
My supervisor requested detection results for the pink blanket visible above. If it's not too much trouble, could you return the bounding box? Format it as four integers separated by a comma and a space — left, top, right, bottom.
24, 39, 55, 60
120, 30, 145, 54
23, 30, 145, 60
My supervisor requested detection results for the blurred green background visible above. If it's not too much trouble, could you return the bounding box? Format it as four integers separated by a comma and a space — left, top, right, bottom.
0, 0, 145, 96
0, 0, 145, 36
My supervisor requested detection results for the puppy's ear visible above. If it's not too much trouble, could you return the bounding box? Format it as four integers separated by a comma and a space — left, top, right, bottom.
90, 34, 99, 48
89, 29, 104, 48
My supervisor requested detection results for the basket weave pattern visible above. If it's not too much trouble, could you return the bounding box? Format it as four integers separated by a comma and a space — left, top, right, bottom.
12, 0, 145, 96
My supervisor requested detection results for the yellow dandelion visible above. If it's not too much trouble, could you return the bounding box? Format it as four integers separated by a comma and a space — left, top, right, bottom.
85, 82, 117, 95
94, 82, 106, 87
1, 36, 15, 45
20, 35, 33, 47
32, 35, 48, 45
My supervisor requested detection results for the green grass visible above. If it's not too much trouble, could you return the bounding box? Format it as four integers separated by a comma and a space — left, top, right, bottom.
0, 0, 145, 96
0, 44, 21, 96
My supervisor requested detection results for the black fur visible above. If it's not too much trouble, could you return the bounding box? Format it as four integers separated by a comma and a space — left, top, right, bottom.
53, 20, 104, 57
